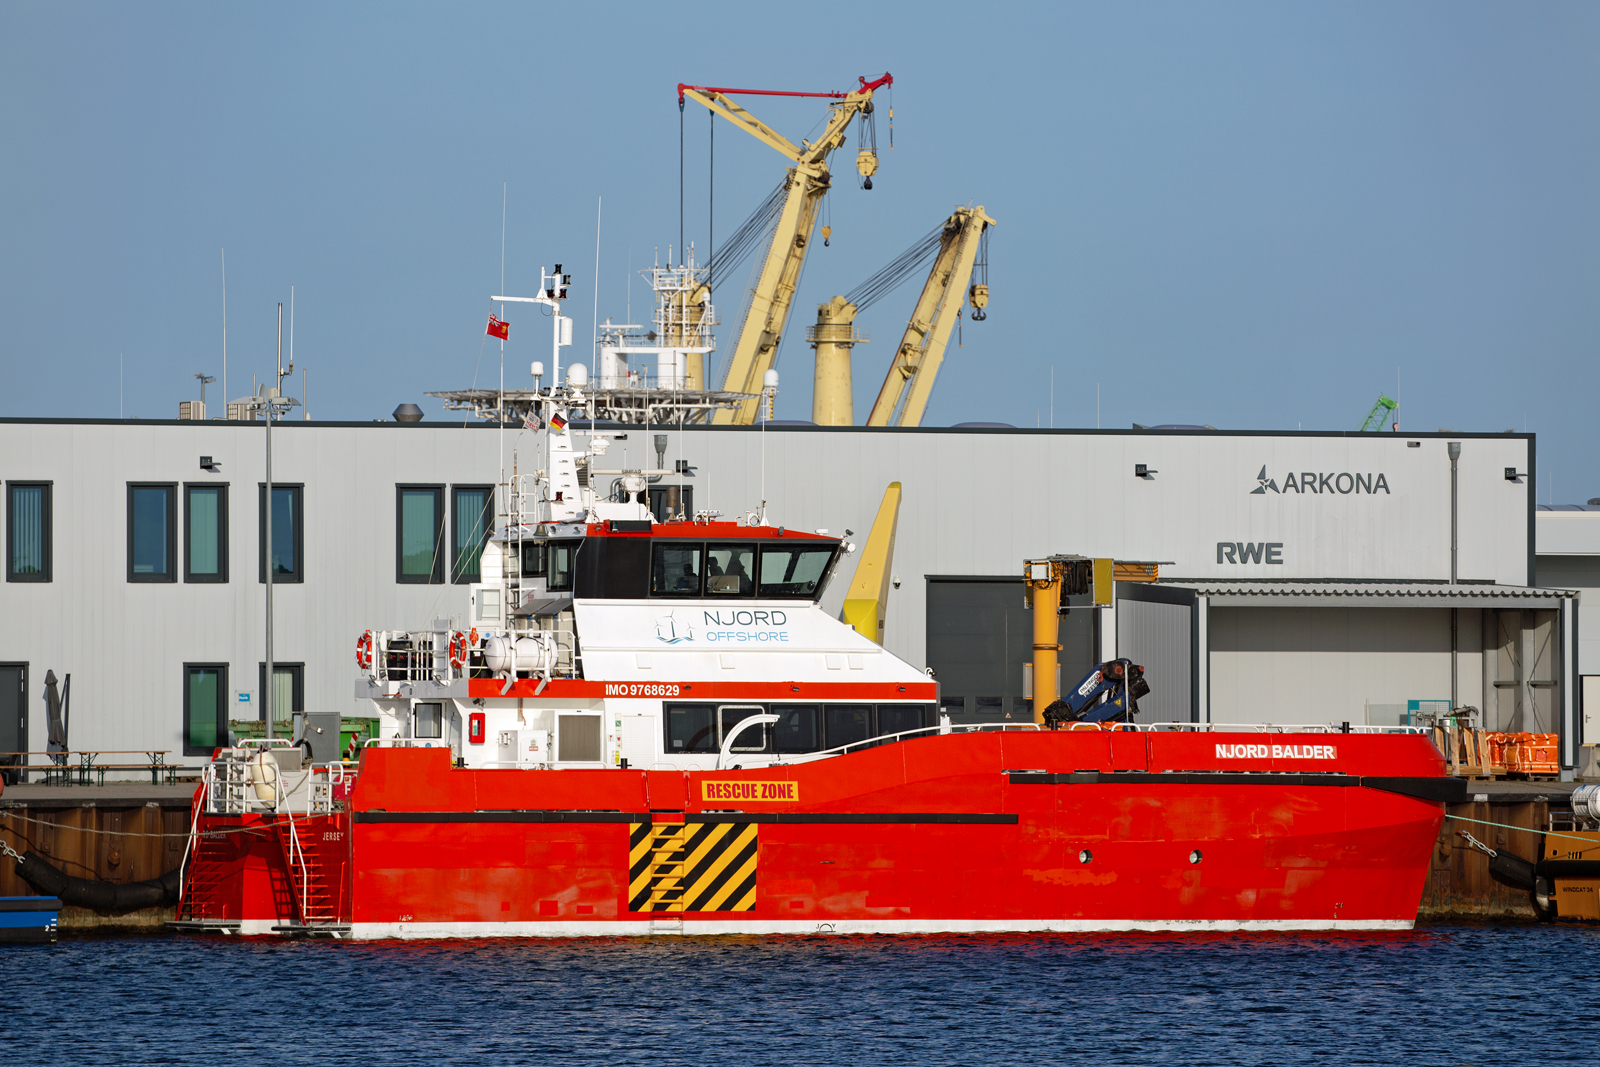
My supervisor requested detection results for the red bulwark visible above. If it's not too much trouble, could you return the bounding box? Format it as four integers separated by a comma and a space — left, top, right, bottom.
190, 729, 1450, 935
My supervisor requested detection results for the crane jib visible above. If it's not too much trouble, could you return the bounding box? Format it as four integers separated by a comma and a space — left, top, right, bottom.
676, 73, 892, 105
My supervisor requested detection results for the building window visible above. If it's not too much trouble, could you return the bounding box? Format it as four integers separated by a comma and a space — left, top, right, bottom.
184, 663, 228, 756
257, 662, 304, 726
451, 485, 494, 584
128, 483, 177, 583
648, 485, 693, 524
185, 484, 228, 583
257, 484, 304, 583
396, 485, 444, 584
6, 482, 51, 582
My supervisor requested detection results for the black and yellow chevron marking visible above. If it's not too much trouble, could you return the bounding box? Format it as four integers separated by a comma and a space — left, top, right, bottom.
627, 822, 758, 913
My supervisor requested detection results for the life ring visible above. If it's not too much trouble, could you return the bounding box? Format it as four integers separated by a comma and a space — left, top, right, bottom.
356, 631, 374, 671
449, 631, 468, 670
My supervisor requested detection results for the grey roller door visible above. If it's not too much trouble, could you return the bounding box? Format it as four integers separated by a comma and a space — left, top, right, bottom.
926, 577, 1094, 723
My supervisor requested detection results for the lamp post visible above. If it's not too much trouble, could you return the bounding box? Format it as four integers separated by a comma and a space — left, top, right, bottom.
1449, 441, 1461, 718
243, 304, 299, 739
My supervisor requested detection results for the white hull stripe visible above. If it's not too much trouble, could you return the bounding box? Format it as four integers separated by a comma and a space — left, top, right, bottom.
219, 917, 1415, 939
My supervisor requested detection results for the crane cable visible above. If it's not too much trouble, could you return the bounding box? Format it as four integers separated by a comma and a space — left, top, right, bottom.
842, 224, 944, 313
705, 180, 787, 293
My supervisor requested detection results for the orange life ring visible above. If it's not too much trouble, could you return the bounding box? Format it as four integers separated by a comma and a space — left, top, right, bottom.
356, 631, 374, 671
449, 631, 468, 670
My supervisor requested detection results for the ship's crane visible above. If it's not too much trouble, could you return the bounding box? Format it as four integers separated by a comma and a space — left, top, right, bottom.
810, 207, 995, 426
1042, 660, 1151, 727
1357, 394, 1398, 432
678, 73, 892, 425
864, 205, 994, 427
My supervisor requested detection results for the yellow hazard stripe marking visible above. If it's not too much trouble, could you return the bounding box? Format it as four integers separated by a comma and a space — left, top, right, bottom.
697, 833, 759, 912
627, 821, 759, 913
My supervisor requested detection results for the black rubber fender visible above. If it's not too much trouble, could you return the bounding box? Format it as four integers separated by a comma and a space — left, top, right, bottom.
13, 851, 183, 913
1487, 850, 1537, 892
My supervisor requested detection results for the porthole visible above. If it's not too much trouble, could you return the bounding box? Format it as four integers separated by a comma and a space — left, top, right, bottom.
1189, 849, 1203, 865
1078, 849, 1092, 864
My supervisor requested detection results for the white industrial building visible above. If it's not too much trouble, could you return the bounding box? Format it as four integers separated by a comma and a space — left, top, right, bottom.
0, 416, 1588, 776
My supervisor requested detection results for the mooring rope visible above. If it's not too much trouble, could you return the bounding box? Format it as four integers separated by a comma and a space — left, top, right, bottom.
0, 810, 268, 840
1444, 812, 1597, 847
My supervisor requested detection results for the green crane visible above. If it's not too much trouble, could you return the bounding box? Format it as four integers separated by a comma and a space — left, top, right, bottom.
1357, 395, 1398, 432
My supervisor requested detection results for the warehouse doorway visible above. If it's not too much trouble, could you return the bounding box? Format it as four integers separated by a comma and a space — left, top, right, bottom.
926, 577, 1095, 725
0, 663, 26, 784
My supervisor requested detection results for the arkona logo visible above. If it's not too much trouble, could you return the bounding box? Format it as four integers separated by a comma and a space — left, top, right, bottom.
1252, 466, 1389, 495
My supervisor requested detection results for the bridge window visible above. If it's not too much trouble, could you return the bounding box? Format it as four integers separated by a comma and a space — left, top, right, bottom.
546, 539, 580, 591
705, 544, 755, 597
757, 544, 836, 598
651, 542, 703, 597
519, 541, 546, 578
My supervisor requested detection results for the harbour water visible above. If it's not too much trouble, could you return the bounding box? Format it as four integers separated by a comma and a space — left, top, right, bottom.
4, 926, 1593, 1065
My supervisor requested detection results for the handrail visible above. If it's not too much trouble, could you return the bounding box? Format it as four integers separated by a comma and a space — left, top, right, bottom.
717, 714, 779, 770
1138, 722, 1429, 735
726, 721, 1042, 767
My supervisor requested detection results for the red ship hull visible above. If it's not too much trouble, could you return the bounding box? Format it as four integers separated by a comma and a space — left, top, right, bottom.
183, 729, 1451, 937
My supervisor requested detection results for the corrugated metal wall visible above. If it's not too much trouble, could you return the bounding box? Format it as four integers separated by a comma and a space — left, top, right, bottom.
0, 420, 1532, 753
1116, 598, 1193, 722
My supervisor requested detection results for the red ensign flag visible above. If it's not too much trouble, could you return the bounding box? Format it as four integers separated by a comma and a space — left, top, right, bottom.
486, 315, 509, 340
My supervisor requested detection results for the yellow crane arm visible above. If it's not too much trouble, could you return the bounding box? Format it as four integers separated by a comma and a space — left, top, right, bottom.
841, 482, 902, 644
713, 162, 828, 423
865, 206, 995, 428
680, 88, 802, 160
678, 74, 892, 424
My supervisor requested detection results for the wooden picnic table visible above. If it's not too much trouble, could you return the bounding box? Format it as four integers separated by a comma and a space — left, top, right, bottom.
0, 750, 172, 786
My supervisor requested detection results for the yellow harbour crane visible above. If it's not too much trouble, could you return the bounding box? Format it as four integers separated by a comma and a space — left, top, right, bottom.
865, 205, 994, 427
808, 206, 995, 427
677, 73, 892, 425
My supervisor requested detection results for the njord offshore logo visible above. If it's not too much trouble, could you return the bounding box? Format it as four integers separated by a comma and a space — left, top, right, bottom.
1252, 466, 1390, 495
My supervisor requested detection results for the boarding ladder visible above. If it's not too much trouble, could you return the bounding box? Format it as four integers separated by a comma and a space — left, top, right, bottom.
269, 811, 346, 936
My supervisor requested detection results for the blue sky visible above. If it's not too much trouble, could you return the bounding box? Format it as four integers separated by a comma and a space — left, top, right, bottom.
3, 2, 1597, 498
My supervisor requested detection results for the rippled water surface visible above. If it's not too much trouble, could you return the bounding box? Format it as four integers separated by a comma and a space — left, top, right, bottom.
3, 925, 1594, 1065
